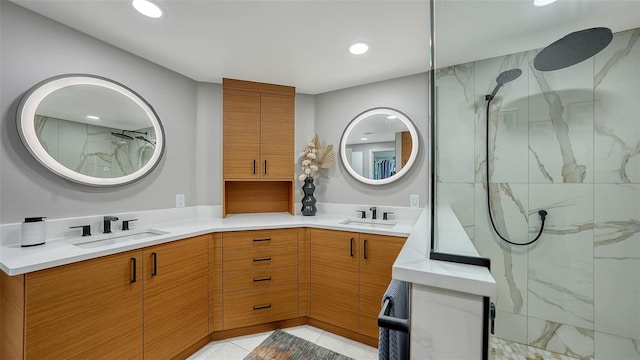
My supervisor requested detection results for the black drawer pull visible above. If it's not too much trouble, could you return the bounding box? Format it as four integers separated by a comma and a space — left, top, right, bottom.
253, 257, 272, 262
253, 160, 256, 174
364, 239, 368, 259
253, 238, 272, 242
253, 276, 272, 282
264, 160, 267, 175
151, 252, 158, 276
130, 258, 137, 283
253, 304, 272, 310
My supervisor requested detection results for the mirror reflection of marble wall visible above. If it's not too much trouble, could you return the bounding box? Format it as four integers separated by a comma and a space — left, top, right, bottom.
435, 28, 640, 359
35, 115, 156, 178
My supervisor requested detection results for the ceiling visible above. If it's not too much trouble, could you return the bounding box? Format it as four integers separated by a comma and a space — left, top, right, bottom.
10, 0, 640, 95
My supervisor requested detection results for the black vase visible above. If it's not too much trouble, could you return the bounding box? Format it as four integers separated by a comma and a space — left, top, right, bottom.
301, 178, 317, 216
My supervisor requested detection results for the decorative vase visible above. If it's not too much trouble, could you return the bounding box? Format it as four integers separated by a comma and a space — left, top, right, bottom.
301, 178, 317, 216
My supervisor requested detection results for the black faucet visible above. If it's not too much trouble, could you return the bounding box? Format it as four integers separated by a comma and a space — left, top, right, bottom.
103, 216, 119, 234
370, 206, 377, 220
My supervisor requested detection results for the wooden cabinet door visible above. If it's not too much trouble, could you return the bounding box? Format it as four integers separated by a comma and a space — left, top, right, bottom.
260, 93, 294, 179
224, 89, 261, 179
310, 229, 359, 332
143, 235, 209, 360
24, 250, 143, 360
358, 234, 406, 339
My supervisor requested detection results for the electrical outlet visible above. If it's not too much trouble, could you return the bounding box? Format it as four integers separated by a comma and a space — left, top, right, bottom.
176, 194, 185, 208
410, 194, 419, 208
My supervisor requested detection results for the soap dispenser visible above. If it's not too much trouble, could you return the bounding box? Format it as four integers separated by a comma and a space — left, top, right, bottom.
21, 217, 47, 247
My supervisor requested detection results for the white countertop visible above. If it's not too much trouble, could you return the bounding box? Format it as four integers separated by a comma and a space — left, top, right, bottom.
0, 209, 414, 275
1, 203, 496, 298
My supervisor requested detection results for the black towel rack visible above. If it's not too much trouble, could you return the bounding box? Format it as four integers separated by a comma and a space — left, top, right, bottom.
378, 298, 410, 333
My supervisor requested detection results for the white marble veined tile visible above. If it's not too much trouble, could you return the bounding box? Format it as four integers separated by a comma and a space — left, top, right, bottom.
594, 184, 640, 258
594, 29, 640, 184
437, 183, 475, 240
528, 52, 594, 185
474, 183, 529, 315
494, 310, 528, 345
594, 258, 640, 340
186, 340, 226, 359
228, 330, 273, 352
528, 184, 594, 330
436, 64, 476, 183
528, 317, 594, 360
283, 325, 324, 344
474, 53, 531, 184
595, 331, 640, 360
188, 342, 249, 360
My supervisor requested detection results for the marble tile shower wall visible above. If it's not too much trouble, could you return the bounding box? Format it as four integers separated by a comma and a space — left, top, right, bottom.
436, 28, 640, 360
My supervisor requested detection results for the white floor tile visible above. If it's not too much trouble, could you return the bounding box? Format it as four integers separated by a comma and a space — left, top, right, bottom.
208, 342, 250, 360
283, 325, 324, 343
229, 330, 274, 352
186, 340, 228, 360
315, 331, 379, 360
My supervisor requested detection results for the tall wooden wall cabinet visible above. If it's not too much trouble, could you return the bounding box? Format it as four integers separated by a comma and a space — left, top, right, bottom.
223, 78, 295, 217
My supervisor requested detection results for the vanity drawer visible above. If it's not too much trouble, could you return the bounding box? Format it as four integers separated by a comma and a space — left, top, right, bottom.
223, 228, 297, 253
223, 285, 298, 329
224, 265, 297, 293
223, 245, 297, 271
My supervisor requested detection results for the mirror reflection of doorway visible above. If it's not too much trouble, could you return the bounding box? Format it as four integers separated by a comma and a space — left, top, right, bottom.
351, 151, 363, 176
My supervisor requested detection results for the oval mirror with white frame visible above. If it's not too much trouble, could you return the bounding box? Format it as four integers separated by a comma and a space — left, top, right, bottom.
340, 107, 419, 185
16, 74, 165, 186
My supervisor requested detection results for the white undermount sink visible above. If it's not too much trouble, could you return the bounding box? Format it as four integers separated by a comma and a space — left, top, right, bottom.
340, 218, 397, 228
68, 229, 168, 248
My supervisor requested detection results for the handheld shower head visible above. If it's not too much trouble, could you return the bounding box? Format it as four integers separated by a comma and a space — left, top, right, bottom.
111, 131, 133, 140
487, 68, 523, 100
136, 136, 156, 146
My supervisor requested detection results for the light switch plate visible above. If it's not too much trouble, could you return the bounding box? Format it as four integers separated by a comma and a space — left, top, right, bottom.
176, 194, 185, 208
410, 194, 419, 208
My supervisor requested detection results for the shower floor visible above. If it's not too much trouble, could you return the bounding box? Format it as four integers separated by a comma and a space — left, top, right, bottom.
490, 337, 583, 360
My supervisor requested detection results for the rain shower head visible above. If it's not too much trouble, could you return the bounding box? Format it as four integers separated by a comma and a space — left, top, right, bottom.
111, 131, 133, 140
487, 68, 522, 100
534, 27, 612, 71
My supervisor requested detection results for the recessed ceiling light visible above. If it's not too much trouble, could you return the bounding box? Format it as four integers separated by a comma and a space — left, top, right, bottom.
86, 115, 100, 120
361, 137, 368, 141
387, 115, 397, 120
132, 0, 163, 18
533, 0, 558, 7
349, 42, 369, 55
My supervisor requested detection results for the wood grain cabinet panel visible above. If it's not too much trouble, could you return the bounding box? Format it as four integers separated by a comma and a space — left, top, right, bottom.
260, 93, 295, 179
223, 89, 261, 179
309, 229, 406, 342
143, 235, 209, 360
358, 234, 406, 339
24, 250, 144, 360
310, 229, 360, 332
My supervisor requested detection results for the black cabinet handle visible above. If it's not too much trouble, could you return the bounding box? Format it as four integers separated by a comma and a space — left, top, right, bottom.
253, 160, 256, 174
364, 239, 368, 259
151, 252, 158, 276
253, 304, 272, 310
350, 238, 354, 257
253, 238, 271, 242
130, 258, 137, 283
253, 276, 272, 282
253, 257, 272, 262
264, 160, 267, 175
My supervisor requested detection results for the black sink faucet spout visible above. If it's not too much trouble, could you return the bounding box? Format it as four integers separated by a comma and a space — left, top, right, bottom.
370, 207, 377, 220
103, 216, 119, 234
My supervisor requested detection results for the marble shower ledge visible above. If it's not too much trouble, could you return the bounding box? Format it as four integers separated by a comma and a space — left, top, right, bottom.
393, 206, 496, 298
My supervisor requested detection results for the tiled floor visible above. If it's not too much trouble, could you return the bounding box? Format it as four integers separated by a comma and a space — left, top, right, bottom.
491, 337, 582, 360
187, 325, 378, 360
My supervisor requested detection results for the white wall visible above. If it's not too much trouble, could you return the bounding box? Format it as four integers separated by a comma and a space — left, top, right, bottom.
0, 1, 200, 223
314, 74, 429, 207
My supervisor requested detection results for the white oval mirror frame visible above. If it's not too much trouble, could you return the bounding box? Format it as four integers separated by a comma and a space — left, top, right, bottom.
16, 74, 165, 186
340, 107, 419, 185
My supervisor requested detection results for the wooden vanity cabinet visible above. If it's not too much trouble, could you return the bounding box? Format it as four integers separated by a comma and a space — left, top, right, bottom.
221, 228, 299, 329
18, 250, 143, 360
143, 235, 209, 360
222, 78, 295, 216
309, 229, 406, 342
1, 235, 209, 360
